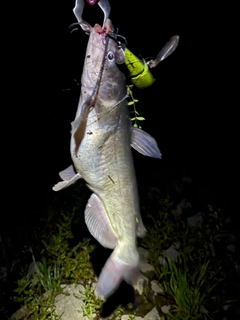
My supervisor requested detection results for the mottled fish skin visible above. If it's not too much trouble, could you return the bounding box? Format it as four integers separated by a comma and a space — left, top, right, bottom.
71, 20, 145, 298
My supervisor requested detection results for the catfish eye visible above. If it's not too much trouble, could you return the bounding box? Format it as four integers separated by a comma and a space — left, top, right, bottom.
107, 51, 114, 61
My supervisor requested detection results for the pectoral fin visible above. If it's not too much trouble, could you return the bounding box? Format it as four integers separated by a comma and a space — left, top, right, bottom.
85, 194, 118, 249
52, 165, 81, 191
59, 165, 78, 180
131, 127, 162, 159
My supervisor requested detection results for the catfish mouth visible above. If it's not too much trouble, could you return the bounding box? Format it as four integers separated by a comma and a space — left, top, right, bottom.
93, 20, 127, 52
94, 24, 106, 34
93, 19, 113, 38
93, 24, 107, 46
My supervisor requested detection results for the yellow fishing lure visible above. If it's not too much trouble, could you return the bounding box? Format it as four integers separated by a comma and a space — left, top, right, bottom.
124, 48, 155, 89
124, 35, 179, 89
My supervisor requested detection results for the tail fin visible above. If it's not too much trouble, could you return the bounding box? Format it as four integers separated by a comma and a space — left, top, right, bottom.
95, 248, 143, 299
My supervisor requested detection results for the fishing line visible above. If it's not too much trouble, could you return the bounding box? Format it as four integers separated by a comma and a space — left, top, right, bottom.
85, 93, 129, 127
78, 33, 110, 122
85, 32, 130, 126
107, 32, 127, 50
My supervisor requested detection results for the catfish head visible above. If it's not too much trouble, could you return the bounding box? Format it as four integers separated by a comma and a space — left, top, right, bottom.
80, 20, 127, 113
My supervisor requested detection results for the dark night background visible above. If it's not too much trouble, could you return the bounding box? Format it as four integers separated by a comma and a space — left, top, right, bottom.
4, 1, 237, 221
2, 0, 238, 290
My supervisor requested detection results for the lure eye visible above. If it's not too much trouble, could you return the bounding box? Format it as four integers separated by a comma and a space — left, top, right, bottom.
107, 51, 114, 61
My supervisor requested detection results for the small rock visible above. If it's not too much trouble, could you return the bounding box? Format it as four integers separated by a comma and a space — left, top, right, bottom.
54, 284, 86, 320
224, 217, 232, 224
143, 307, 160, 320
173, 242, 181, 250
158, 244, 179, 265
175, 199, 192, 215
223, 304, 231, 311
138, 247, 149, 261
121, 315, 143, 320
0, 266, 8, 280
60, 284, 67, 289
158, 256, 167, 266
91, 281, 97, 292
161, 305, 171, 314
139, 261, 155, 279
27, 261, 43, 278
182, 177, 192, 184
187, 212, 203, 227
151, 280, 163, 295
10, 306, 28, 320
133, 274, 148, 295
226, 244, 235, 253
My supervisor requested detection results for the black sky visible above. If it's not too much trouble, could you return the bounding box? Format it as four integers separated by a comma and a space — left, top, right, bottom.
3, 1, 238, 223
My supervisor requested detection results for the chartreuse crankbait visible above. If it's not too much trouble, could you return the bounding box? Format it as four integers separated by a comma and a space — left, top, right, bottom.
124, 48, 156, 89
124, 35, 179, 89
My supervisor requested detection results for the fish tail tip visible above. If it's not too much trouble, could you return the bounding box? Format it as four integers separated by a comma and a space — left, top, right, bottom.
95, 252, 145, 299
95, 254, 124, 299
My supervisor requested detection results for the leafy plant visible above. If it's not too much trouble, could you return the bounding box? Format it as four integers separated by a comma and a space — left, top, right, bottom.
127, 85, 145, 128
76, 283, 101, 320
42, 210, 95, 283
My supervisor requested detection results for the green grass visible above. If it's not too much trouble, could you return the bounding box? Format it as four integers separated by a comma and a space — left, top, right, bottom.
75, 283, 102, 320
139, 187, 239, 319
1, 182, 239, 320
158, 258, 218, 319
